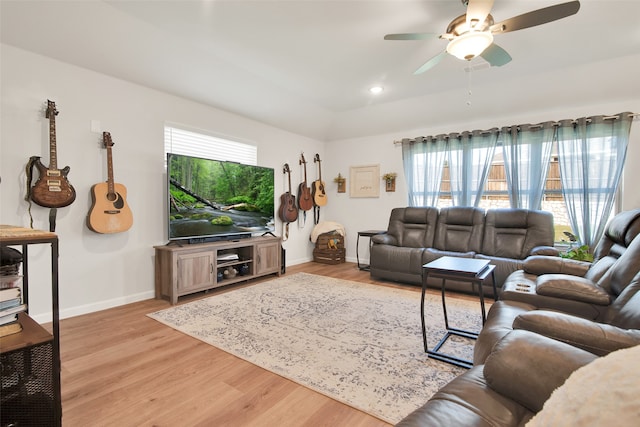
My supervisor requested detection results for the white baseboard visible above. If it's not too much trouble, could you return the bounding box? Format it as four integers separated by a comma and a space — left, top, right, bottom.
32, 290, 155, 324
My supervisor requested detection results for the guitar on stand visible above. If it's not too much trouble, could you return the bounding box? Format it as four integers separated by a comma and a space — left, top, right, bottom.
27, 100, 76, 231
87, 132, 133, 233
278, 163, 298, 240
312, 153, 327, 224
297, 153, 313, 224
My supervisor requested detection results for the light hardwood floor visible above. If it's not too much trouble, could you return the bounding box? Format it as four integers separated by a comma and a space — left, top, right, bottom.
56, 262, 477, 426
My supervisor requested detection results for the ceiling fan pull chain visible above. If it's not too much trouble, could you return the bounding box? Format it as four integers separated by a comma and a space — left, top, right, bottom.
466, 68, 473, 106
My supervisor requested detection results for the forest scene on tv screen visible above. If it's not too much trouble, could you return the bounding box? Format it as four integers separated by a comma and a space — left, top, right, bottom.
168, 154, 275, 240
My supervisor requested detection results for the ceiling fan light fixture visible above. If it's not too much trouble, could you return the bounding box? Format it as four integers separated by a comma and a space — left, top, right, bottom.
446, 31, 494, 61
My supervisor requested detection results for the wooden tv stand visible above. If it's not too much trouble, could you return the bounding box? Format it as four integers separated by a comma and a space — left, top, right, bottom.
154, 235, 281, 304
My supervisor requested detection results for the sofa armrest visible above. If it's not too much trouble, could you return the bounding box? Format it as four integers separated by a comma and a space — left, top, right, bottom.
371, 233, 395, 245
536, 274, 610, 305
523, 256, 591, 276
513, 310, 640, 356
530, 246, 560, 257
483, 330, 597, 413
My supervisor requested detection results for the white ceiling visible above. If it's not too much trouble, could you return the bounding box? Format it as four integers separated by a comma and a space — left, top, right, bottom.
2, 0, 639, 141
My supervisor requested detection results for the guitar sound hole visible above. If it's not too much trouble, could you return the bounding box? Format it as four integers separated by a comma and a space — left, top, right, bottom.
113, 193, 125, 209
107, 192, 125, 209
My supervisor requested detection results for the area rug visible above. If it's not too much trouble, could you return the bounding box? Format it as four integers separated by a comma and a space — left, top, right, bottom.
147, 272, 485, 424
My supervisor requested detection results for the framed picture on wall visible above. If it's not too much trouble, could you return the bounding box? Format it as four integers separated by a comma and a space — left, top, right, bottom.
350, 164, 380, 198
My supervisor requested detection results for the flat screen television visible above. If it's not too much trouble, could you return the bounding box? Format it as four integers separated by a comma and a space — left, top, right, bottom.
167, 153, 275, 243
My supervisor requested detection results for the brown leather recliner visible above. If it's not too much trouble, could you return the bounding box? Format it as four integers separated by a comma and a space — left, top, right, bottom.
474, 209, 640, 363
500, 208, 640, 319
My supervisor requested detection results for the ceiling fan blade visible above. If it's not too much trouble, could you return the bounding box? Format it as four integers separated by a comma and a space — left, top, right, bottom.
414, 50, 447, 75
466, 0, 494, 29
490, 1, 580, 34
480, 43, 512, 67
384, 33, 436, 41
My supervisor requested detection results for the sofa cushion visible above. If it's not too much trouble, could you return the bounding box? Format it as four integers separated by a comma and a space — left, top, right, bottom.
536, 274, 611, 305
524, 255, 591, 276
396, 366, 534, 427
605, 272, 640, 328
432, 206, 485, 253
499, 271, 605, 319
586, 209, 640, 287
387, 207, 438, 248
592, 209, 640, 260
595, 236, 640, 297
483, 330, 597, 413
513, 310, 640, 356
481, 209, 554, 259
473, 300, 537, 365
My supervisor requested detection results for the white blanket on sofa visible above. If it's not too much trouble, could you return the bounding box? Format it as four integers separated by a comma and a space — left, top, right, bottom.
527, 344, 640, 426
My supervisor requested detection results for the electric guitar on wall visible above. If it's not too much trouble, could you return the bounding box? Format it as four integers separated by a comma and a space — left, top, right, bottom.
87, 132, 133, 233
297, 153, 313, 212
312, 153, 327, 207
30, 100, 76, 208
278, 163, 298, 224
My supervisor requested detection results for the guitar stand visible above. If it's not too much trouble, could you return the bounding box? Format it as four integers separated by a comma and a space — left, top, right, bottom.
49, 208, 57, 232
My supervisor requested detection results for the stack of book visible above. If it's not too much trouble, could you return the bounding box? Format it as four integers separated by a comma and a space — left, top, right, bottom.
0, 275, 26, 337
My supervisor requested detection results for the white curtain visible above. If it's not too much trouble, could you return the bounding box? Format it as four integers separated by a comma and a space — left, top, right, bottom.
556, 113, 633, 247
502, 122, 555, 209
447, 129, 498, 206
402, 136, 447, 207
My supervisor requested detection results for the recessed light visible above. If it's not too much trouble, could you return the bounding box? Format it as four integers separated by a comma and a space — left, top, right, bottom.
369, 86, 384, 95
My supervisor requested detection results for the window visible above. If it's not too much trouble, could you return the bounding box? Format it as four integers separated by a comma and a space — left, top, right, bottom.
437, 145, 571, 241
164, 125, 257, 165
402, 113, 633, 245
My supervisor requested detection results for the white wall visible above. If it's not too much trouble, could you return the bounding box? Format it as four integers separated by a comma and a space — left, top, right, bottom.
2, 44, 639, 322
1, 45, 323, 322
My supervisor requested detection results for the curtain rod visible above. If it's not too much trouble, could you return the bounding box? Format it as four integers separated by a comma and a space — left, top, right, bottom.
393, 112, 640, 145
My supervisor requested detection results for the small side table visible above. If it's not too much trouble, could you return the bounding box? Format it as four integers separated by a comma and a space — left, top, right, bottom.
356, 230, 386, 270
421, 256, 497, 369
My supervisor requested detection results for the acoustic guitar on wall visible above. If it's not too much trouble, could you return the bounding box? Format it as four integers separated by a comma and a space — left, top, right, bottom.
297, 153, 313, 212
30, 100, 76, 208
87, 132, 133, 233
278, 163, 298, 224
312, 153, 327, 207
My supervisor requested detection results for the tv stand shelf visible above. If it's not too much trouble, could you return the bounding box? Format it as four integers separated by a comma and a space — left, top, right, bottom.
154, 235, 281, 304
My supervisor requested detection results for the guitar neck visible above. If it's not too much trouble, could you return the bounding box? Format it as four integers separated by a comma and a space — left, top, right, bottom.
106, 145, 115, 195
49, 115, 58, 170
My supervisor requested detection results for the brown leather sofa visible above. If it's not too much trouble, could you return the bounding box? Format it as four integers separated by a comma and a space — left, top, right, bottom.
397, 271, 640, 427
369, 206, 556, 295
396, 209, 640, 426
396, 329, 601, 426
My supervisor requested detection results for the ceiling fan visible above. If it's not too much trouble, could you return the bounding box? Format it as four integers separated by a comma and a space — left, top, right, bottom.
385, 0, 580, 74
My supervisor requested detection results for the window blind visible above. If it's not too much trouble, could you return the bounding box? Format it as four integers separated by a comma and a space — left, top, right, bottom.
164, 126, 257, 165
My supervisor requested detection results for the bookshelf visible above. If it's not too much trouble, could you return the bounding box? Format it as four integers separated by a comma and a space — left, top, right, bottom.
0, 225, 61, 426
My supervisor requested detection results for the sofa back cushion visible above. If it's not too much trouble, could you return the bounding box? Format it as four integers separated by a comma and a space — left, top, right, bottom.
481, 209, 554, 259
605, 272, 640, 328
586, 209, 640, 284
433, 206, 485, 253
387, 207, 438, 248
593, 209, 640, 260
594, 235, 640, 297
